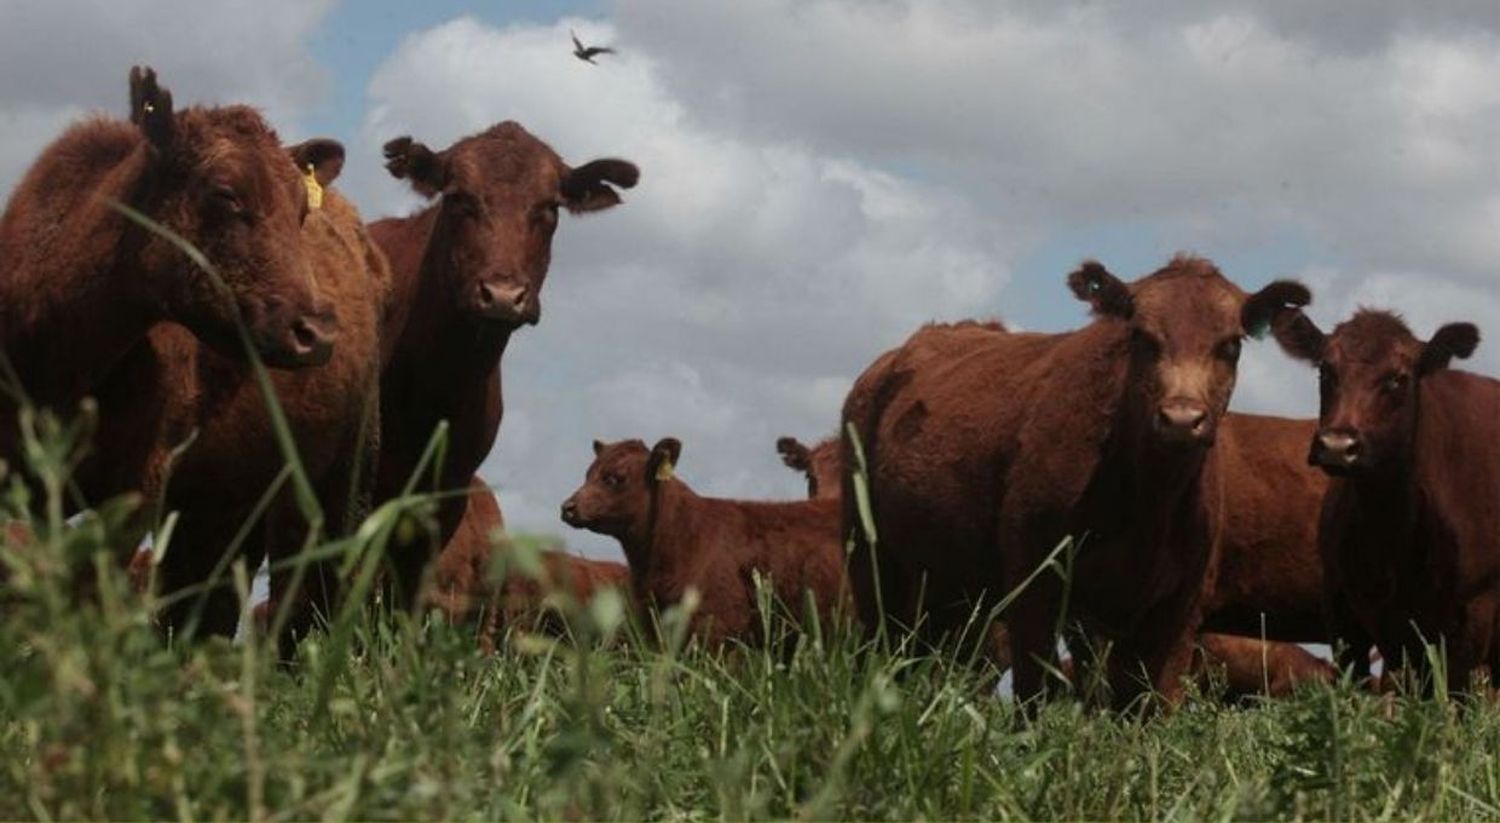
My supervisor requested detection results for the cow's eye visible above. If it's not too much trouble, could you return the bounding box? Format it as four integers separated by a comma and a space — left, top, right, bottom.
445, 191, 480, 218
530, 200, 560, 225
209, 185, 244, 215
1381, 373, 1408, 394
1130, 328, 1162, 359
1215, 337, 1242, 362
602, 473, 623, 488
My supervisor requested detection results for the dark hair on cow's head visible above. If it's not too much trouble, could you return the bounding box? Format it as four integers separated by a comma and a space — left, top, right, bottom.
380, 122, 639, 328
1082, 255, 1311, 451
561, 437, 682, 539
121, 66, 337, 368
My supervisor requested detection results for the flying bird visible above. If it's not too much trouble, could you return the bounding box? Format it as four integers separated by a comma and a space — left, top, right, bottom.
571, 30, 615, 64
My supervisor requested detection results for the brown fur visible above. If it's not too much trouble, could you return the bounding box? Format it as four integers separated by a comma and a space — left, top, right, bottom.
562, 439, 847, 647
421, 477, 629, 650
87, 152, 390, 644
1193, 634, 1335, 700
1277, 309, 1500, 692
842, 256, 1310, 708
368, 122, 638, 609
1, 68, 337, 495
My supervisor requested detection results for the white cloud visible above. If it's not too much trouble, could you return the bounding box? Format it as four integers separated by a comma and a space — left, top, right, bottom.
0, 0, 335, 198
359, 16, 1017, 555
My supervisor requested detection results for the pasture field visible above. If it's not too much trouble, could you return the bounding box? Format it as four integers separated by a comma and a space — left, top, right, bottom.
5, 491, 1500, 821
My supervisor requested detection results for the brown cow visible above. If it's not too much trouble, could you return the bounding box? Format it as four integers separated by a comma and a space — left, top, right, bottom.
369, 123, 638, 610
561, 438, 847, 647
1193, 634, 1335, 700
423, 477, 629, 649
1, 67, 336, 498
843, 256, 1309, 708
1276, 308, 1499, 692
89, 141, 390, 643
776, 426, 1333, 691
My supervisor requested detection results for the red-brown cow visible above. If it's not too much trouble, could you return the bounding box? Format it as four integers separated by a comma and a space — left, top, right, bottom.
776, 425, 1333, 688
89, 142, 390, 643
1194, 634, 1335, 700
1, 67, 335, 502
1276, 309, 1499, 692
369, 123, 638, 610
561, 438, 847, 647
423, 477, 629, 649
843, 256, 1309, 708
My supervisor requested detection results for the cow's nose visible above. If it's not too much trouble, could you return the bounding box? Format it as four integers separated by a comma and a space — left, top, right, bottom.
474, 281, 529, 324
1156, 399, 1210, 443
1312, 430, 1362, 470
560, 498, 579, 525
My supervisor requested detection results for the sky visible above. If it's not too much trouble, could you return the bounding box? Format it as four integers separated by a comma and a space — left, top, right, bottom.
3, 0, 1499, 560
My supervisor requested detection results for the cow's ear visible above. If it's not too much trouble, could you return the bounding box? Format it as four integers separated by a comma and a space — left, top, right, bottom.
1067, 261, 1133, 319
1418, 322, 1480, 376
1243, 280, 1312, 340
1271, 310, 1327, 364
129, 66, 175, 154
592, 439, 605, 456
647, 437, 682, 484
561, 158, 639, 214
776, 437, 811, 472
383, 136, 449, 198
288, 138, 346, 187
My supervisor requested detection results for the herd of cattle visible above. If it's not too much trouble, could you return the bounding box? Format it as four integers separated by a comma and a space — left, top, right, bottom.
1, 68, 1497, 709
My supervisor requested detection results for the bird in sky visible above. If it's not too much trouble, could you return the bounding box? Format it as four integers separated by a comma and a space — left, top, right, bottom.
571, 29, 616, 64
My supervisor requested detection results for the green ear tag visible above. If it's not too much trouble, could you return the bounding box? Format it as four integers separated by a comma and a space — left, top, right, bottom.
1248, 318, 1270, 340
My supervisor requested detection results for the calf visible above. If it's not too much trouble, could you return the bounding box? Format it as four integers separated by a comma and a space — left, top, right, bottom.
843, 256, 1309, 707
1276, 309, 1499, 692
561, 438, 847, 647
1194, 634, 1334, 700
370, 122, 638, 610
1, 67, 335, 509
423, 478, 629, 649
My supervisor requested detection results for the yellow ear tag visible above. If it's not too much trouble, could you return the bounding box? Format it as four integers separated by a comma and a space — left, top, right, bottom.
303, 164, 323, 210
654, 458, 675, 483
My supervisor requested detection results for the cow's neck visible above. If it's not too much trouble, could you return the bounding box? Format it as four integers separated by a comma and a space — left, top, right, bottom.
620, 480, 697, 585
3, 143, 164, 413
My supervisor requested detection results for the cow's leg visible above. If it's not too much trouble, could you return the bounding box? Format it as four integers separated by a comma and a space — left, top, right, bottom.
1110, 580, 1205, 712
156, 509, 262, 641
1450, 599, 1497, 697
1326, 592, 1373, 683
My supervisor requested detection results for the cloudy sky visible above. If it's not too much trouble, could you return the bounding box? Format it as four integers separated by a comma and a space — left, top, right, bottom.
4, 0, 1499, 559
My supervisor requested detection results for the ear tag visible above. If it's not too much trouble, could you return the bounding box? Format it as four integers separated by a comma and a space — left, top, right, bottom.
654, 458, 675, 483
1248, 318, 1270, 340
303, 164, 323, 210
1088, 278, 1102, 293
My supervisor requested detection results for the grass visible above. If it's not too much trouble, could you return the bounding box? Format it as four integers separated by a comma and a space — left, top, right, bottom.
7, 428, 1500, 822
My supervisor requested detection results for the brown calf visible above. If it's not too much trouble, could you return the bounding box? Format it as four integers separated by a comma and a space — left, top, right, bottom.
1276, 309, 1499, 692
1, 67, 335, 496
1194, 634, 1334, 700
89, 143, 389, 644
843, 256, 1309, 707
369, 122, 638, 610
561, 438, 846, 647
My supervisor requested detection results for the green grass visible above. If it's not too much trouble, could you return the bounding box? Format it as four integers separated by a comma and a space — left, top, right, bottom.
7, 459, 1500, 821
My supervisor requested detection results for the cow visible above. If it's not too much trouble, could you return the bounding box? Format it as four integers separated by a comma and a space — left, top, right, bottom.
561, 438, 847, 647
421, 477, 629, 649
776, 424, 1332, 692
842, 256, 1310, 708
1, 68, 335, 487
1193, 634, 1335, 700
1275, 308, 1499, 693
368, 122, 638, 611
88, 140, 389, 645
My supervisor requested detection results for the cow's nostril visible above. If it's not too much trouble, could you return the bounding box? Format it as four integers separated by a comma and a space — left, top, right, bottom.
476, 282, 496, 306
291, 319, 319, 349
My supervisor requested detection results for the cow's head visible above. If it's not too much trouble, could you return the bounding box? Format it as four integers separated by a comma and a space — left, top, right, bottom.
1274, 308, 1479, 474
561, 438, 680, 538
1069, 255, 1310, 449
382, 121, 638, 328
127, 67, 337, 368
776, 436, 841, 500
